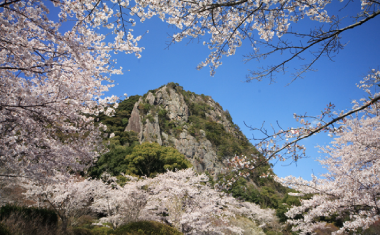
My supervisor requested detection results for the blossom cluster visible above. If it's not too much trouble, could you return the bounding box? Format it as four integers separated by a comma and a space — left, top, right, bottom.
274, 71, 380, 234
0, 0, 143, 182
215, 154, 257, 190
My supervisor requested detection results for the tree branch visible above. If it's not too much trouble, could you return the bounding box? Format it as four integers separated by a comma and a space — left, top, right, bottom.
266, 95, 380, 161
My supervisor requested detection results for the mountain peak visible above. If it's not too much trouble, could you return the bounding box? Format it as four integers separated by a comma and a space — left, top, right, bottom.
124, 83, 259, 176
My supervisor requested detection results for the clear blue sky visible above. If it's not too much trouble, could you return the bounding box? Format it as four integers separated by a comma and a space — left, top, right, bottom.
52, 1, 380, 180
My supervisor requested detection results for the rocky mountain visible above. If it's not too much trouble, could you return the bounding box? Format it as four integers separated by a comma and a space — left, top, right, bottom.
123, 82, 260, 177
90, 82, 295, 225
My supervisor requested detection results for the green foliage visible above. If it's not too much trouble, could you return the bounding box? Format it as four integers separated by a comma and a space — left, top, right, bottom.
228, 177, 282, 209
96, 95, 141, 134
311, 211, 351, 231
158, 107, 176, 135
263, 230, 285, 235
224, 109, 232, 122
218, 164, 299, 225
0, 204, 59, 235
91, 226, 114, 235
88, 134, 139, 178
146, 114, 154, 123
68, 215, 113, 235
157, 108, 170, 131
122, 118, 129, 126
117, 96, 141, 114
138, 103, 151, 114
71, 226, 114, 235
0, 223, 11, 235
158, 108, 168, 119
275, 193, 302, 223
111, 221, 182, 235
89, 95, 141, 178
204, 121, 224, 146
200, 94, 209, 102
259, 186, 280, 208
110, 131, 139, 147
0, 204, 58, 226
203, 119, 252, 159
187, 98, 255, 160
166, 82, 179, 90
116, 175, 129, 187
125, 142, 192, 177
71, 227, 95, 235
189, 102, 211, 117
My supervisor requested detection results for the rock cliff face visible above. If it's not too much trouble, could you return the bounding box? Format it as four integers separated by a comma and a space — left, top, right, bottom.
125, 83, 254, 176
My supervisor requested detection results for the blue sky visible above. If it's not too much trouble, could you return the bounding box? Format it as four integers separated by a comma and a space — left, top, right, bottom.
51, 1, 380, 180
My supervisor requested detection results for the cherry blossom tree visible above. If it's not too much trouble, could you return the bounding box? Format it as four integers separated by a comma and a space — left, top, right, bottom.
215, 154, 257, 191
90, 173, 149, 229
274, 72, 380, 234
90, 168, 277, 234
23, 173, 110, 233
22, 167, 277, 234
0, 0, 143, 181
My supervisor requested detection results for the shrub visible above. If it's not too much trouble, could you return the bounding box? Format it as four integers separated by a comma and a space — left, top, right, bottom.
125, 142, 192, 177
0, 206, 58, 235
0, 223, 10, 235
111, 221, 182, 235
0, 204, 58, 227
122, 118, 128, 126
138, 103, 151, 114
88, 141, 139, 178
146, 114, 154, 123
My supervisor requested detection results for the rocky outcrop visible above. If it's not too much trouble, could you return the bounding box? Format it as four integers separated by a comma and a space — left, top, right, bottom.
124, 83, 249, 176
154, 88, 189, 124
173, 129, 221, 174
125, 98, 142, 134
159, 123, 223, 174
125, 96, 163, 145
141, 115, 162, 145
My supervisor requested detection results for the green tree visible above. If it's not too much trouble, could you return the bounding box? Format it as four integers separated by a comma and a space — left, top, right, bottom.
88, 131, 139, 178
125, 142, 192, 177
